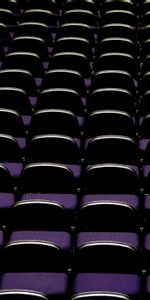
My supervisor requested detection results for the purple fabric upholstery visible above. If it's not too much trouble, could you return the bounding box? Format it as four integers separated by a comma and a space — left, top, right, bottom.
21, 193, 77, 210
146, 275, 150, 293
73, 273, 141, 295
67, 165, 81, 178
29, 97, 37, 107
22, 116, 32, 127
43, 62, 49, 69
2, 163, 23, 178
139, 139, 150, 151
144, 195, 150, 209
9, 231, 71, 250
0, 193, 14, 208
35, 78, 42, 87
0, 273, 68, 295
139, 117, 143, 126
85, 79, 91, 88
76, 232, 139, 249
82, 194, 139, 209
143, 165, 150, 177
127, 165, 139, 175
74, 138, 81, 148
77, 117, 84, 127
16, 138, 26, 151
144, 234, 150, 250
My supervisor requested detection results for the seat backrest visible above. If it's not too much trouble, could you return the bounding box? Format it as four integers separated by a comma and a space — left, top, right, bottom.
0, 109, 25, 136
0, 69, 37, 96
84, 163, 139, 194
2, 52, 44, 77
37, 88, 84, 115
11, 36, 49, 61
91, 70, 135, 95
85, 135, 138, 164
94, 52, 137, 78
49, 52, 91, 78
85, 110, 136, 137
41, 69, 87, 96
0, 134, 22, 161
22, 9, 55, 26
29, 109, 82, 137
53, 37, 92, 60
16, 22, 52, 46
20, 162, 76, 193
29, 134, 81, 163
0, 87, 32, 115
87, 88, 135, 115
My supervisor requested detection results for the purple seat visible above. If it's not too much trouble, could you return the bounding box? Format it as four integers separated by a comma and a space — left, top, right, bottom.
75, 231, 140, 273
0, 272, 68, 300
4, 230, 72, 272
142, 165, 150, 194
12, 193, 77, 230
0, 230, 4, 265
146, 275, 150, 297
73, 273, 141, 300
138, 138, 149, 152
144, 196, 150, 230
79, 194, 140, 231
144, 234, 150, 273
